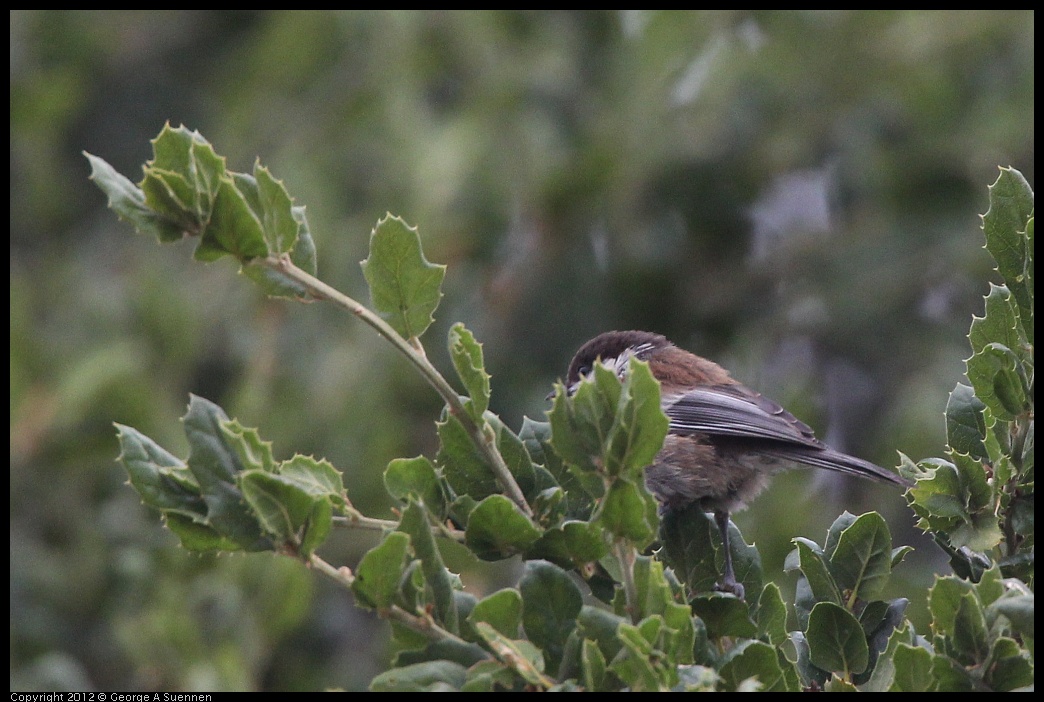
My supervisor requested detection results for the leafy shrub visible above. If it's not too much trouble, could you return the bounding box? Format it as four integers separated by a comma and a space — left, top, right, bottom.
87, 125, 1032, 691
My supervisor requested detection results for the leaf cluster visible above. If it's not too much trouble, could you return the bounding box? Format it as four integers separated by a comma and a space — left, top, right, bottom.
91, 128, 1032, 691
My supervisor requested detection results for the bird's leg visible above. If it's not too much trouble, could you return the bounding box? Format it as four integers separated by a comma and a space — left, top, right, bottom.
713, 509, 745, 599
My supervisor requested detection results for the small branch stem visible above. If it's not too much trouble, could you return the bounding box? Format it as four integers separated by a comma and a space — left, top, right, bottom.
264, 255, 532, 517
615, 540, 640, 624
310, 554, 472, 646
333, 512, 466, 543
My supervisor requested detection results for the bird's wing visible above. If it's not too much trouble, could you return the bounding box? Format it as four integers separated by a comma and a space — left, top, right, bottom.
664, 385, 911, 487
664, 385, 823, 448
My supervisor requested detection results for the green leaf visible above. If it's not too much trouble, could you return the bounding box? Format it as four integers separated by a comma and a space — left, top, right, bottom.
115, 423, 206, 519
630, 556, 695, 664
660, 505, 720, 595
945, 383, 988, 460
399, 500, 458, 632
788, 537, 843, 606
966, 341, 1029, 421
352, 531, 412, 611
220, 418, 277, 473
384, 455, 447, 520
360, 214, 446, 340
611, 619, 670, 691
252, 161, 299, 254
520, 417, 593, 520
163, 512, 242, 552
84, 152, 183, 242
690, 594, 758, 640
757, 582, 789, 647
393, 638, 488, 670
596, 477, 658, 546
181, 395, 270, 551
806, 601, 869, 676
277, 454, 347, 507
827, 512, 894, 604
951, 590, 990, 666
519, 560, 583, 675
982, 166, 1034, 335
147, 123, 225, 213
240, 470, 317, 542
468, 589, 523, 639
437, 413, 499, 501
299, 498, 332, 558
605, 358, 670, 478
487, 413, 538, 501
241, 205, 318, 299
195, 176, 268, 262
719, 639, 793, 692
889, 643, 935, 692
547, 363, 620, 474
140, 169, 200, 233
575, 605, 627, 663
460, 659, 518, 692
448, 323, 491, 420
465, 495, 542, 560
580, 638, 608, 692
989, 593, 1034, 640
983, 636, 1034, 691
609, 618, 663, 689
472, 622, 549, 689
369, 660, 468, 692
529, 519, 609, 569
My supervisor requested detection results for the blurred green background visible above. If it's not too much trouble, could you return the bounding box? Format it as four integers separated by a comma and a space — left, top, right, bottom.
10, 10, 1033, 692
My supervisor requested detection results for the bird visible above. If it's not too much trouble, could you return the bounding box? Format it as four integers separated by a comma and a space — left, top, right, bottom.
559, 330, 913, 599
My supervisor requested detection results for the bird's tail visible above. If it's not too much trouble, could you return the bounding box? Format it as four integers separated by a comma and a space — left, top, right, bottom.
759, 446, 914, 488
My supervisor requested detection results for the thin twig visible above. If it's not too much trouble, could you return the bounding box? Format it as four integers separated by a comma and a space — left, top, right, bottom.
262, 254, 532, 517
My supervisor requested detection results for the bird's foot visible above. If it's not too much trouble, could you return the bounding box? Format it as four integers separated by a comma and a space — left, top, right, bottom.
714, 579, 745, 600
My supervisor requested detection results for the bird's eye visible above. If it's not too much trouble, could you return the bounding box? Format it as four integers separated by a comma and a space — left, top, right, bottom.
577, 364, 591, 377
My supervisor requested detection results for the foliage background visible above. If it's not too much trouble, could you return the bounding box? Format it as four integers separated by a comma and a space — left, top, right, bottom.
9, 10, 1033, 692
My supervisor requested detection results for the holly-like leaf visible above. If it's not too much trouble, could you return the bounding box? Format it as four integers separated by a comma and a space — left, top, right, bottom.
606, 358, 669, 479
242, 204, 317, 299
240, 470, 317, 542
547, 357, 669, 488
465, 495, 542, 560
220, 418, 278, 473
519, 560, 582, 676
115, 423, 206, 519
277, 454, 347, 508
84, 152, 183, 242
164, 513, 242, 552
181, 395, 270, 551
353, 531, 412, 611
945, 383, 987, 460
360, 214, 446, 340
147, 123, 225, 215
718, 639, 793, 692
399, 500, 458, 633
448, 323, 491, 420
827, 512, 894, 604
385, 455, 448, 520
982, 166, 1034, 334
787, 538, 843, 606
252, 162, 299, 254
195, 176, 268, 262
596, 477, 658, 547
468, 589, 523, 639
436, 413, 499, 501
369, 660, 468, 692
806, 601, 869, 677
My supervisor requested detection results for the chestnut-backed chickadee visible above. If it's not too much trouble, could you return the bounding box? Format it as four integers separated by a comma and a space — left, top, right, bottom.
561, 330, 912, 598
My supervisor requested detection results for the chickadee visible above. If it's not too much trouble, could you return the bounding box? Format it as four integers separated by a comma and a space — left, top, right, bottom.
561, 330, 912, 598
